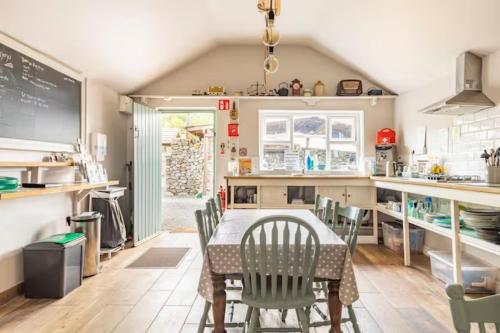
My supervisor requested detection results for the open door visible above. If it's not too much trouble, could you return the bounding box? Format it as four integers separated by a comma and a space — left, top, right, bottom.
132, 102, 161, 245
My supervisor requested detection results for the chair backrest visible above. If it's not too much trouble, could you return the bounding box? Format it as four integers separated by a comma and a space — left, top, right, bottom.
446, 284, 500, 333
314, 194, 333, 224
216, 193, 224, 216
194, 207, 215, 253
240, 215, 320, 301
332, 203, 365, 255
207, 198, 220, 226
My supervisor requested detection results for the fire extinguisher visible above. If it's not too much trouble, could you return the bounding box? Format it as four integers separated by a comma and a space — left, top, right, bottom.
218, 186, 226, 210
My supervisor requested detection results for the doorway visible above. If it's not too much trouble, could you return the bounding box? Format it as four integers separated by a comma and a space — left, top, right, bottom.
160, 109, 215, 232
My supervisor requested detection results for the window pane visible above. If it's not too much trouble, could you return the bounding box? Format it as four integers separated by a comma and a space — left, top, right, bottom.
330, 144, 357, 170
294, 137, 327, 170
331, 118, 355, 141
264, 118, 289, 141
262, 144, 289, 170
294, 116, 326, 135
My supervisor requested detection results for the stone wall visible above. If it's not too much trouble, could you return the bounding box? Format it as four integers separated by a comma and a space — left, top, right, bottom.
164, 132, 204, 195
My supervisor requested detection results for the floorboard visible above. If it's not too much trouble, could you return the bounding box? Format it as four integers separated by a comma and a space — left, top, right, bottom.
0, 232, 468, 333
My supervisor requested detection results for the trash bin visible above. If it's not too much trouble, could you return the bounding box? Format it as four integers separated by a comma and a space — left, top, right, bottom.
70, 212, 102, 277
23, 232, 85, 298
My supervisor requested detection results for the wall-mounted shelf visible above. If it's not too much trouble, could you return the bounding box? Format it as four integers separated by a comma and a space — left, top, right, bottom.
0, 160, 75, 183
130, 94, 397, 106
0, 180, 119, 201
0, 161, 74, 168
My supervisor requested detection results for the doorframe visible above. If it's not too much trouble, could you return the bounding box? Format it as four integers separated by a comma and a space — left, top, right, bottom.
157, 107, 217, 198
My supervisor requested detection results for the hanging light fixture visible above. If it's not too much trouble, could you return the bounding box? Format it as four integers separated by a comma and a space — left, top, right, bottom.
259, 0, 281, 74
264, 47, 279, 74
262, 23, 280, 46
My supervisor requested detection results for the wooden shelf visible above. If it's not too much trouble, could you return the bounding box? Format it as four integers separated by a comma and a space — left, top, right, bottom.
376, 203, 403, 219
0, 181, 119, 200
130, 94, 398, 101
0, 161, 74, 168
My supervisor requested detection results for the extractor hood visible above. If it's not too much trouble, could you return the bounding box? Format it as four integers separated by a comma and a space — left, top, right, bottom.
420, 52, 496, 115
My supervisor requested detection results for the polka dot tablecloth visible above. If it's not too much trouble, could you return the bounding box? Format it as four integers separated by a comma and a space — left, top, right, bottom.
197, 209, 359, 306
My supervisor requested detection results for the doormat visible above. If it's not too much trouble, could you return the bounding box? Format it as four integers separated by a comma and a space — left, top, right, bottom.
127, 247, 190, 268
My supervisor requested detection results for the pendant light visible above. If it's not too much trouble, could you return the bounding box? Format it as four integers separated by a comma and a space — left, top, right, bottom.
262, 23, 280, 46
264, 47, 279, 74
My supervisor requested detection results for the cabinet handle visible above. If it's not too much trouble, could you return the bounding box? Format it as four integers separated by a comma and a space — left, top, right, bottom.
348, 194, 351, 198
342, 193, 345, 197
283, 193, 286, 196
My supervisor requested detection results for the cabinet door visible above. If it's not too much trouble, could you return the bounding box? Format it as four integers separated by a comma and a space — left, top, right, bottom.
260, 186, 287, 207
317, 186, 346, 206
346, 186, 375, 208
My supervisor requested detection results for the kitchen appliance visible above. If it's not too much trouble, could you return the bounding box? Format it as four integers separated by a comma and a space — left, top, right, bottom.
375, 144, 397, 176
420, 52, 496, 115
336, 79, 362, 96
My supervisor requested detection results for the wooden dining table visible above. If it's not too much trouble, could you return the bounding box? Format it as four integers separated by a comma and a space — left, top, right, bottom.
197, 209, 359, 333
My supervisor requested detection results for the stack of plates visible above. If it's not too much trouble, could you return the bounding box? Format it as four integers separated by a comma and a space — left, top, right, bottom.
461, 209, 499, 242
461, 209, 499, 229
424, 213, 447, 223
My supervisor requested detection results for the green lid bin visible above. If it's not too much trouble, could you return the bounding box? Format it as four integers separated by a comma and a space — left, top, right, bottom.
23, 233, 86, 298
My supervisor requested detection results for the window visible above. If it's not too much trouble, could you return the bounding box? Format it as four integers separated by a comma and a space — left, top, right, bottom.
259, 110, 363, 171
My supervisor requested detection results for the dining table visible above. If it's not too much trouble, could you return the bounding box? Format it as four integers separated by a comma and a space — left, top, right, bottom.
197, 209, 359, 333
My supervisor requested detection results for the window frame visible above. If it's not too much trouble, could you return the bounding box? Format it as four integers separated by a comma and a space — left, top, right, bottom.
259, 110, 364, 172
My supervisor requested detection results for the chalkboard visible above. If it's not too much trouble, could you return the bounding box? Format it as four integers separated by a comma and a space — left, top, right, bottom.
0, 42, 81, 146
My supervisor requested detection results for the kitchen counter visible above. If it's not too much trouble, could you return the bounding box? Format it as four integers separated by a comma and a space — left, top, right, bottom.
225, 174, 370, 180
370, 176, 500, 195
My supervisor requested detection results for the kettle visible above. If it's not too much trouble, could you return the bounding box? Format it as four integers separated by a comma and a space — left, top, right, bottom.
385, 161, 397, 177
274, 82, 289, 96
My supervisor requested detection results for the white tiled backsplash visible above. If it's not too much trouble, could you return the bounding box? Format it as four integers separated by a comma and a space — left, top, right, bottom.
445, 107, 500, 178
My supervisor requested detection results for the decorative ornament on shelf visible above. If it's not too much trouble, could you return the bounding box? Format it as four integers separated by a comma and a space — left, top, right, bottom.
290, 79, 303, 96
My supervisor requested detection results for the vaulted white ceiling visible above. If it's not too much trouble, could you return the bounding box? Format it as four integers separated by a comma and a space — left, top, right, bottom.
1, 0, 500, 94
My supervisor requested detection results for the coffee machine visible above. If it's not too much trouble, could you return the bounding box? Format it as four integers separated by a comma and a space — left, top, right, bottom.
375, 144, 397, 176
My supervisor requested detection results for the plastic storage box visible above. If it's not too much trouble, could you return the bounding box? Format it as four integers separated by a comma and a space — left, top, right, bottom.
429, 251, 498, 294
382, 221, 425, 253
23, 233, 86, 298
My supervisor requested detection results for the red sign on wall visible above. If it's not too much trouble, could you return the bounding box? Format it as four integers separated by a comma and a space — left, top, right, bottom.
228, 123, 239, 137
218, 99, 230, 111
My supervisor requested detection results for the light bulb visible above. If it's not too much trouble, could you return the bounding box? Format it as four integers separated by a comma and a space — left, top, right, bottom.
262, 24, 280, 46
264, 54, 279, 74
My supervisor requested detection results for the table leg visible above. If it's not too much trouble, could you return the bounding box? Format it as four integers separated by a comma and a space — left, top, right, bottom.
328, 280, 342, 333
211, 272, 227, 333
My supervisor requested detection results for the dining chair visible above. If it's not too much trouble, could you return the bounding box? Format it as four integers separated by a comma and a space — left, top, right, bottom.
216, 193, 224, 217
314, 194, 333, 224
208, 198, 220, 225
194, 209, 244, 333
240, 215, 320, 333
446, 283, 500, 333
309, 204, 365, 333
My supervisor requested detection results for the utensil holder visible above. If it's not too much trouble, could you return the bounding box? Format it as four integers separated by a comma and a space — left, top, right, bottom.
486, 166, 500, 184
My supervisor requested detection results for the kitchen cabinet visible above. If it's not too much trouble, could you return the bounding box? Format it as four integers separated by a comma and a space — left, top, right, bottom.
317, 186, 346, 206
260, 186, 287, 207
346, 186, 376, 208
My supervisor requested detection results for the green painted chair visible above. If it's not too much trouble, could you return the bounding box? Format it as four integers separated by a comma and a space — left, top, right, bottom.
216, 193, 224, 217
208, 198, 220, 226
446, 284, 500, 333
240, 215, 321, 333
194, 208, 244, 333
314, 194, 333, 225
309, 203, 365, 333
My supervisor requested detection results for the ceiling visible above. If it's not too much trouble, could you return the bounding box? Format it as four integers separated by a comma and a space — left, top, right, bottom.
1, 0, 500, 94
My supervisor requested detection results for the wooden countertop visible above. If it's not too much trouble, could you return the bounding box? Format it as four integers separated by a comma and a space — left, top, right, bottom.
225, 174, 370, 180
0, 181, 119, 200
371, 176, 500, 195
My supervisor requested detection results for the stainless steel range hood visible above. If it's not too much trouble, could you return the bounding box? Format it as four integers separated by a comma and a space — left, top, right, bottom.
420, 52, 495, 115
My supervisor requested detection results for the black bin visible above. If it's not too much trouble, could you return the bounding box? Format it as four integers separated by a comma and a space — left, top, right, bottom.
23, 233, 86, 298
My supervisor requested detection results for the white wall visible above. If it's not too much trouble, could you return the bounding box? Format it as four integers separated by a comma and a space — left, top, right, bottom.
394, 49, 500, 266
136, 45, 395, 189
0, 79, 129, 294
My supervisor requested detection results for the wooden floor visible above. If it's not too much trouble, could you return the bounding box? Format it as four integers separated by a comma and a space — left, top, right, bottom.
0, 232, 467, 333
